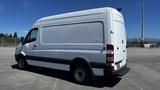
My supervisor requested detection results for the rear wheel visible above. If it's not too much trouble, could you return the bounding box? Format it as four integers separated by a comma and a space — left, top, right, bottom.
18, 57, 27, 69
72, 65, 91, 83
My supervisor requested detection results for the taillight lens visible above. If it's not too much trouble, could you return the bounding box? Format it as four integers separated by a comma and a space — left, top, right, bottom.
107, 44, 114, 50
106, 61, 114, 64
106, 44, 114, 64
106, 54, 114, 60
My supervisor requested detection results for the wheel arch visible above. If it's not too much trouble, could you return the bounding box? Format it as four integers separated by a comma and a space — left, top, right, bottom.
16, 54, 26, 62
70, 57, 94, 79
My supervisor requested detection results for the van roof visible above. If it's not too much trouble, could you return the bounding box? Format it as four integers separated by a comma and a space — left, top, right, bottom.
33, 7, 122, 27
37, 7, 121, 22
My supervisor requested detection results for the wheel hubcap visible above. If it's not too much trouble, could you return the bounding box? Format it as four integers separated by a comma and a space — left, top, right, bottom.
75, 68, 85, 82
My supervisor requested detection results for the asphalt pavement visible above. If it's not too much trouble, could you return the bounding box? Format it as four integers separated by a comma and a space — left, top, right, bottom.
0, 47, 160, 90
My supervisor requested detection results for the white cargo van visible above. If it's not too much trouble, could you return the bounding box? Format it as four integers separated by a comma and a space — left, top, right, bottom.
15, 7, 129, 83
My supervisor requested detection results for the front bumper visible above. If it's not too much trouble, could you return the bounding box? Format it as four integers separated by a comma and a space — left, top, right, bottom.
15, 54, 18, 62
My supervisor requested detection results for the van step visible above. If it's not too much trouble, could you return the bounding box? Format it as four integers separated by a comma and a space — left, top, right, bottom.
116, 66, 130, 76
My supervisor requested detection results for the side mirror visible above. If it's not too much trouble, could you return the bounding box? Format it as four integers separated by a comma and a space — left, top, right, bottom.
21, 37, 24, 43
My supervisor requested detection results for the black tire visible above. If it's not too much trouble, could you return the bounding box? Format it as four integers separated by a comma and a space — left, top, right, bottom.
72, 65, 91, 83
17, 57, 27, 69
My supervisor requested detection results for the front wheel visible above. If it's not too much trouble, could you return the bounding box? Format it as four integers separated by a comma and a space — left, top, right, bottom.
72, 65, 91, 83
18, 57, 27, 69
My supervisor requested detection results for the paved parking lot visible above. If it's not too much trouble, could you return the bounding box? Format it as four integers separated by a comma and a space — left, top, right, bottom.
0, 47, 160, 90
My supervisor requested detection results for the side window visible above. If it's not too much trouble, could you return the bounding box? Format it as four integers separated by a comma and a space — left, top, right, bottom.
25, 28, 38, 43
66, 22, 103, 43
41, 26, 65, 44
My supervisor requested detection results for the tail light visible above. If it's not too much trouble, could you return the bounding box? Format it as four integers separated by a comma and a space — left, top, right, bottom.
107, 44, 114, 50
106, 44, 114, 64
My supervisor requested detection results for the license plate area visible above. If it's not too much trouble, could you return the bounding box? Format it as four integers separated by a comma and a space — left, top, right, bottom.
117, 63, 120, 69
115, 60, 122, 69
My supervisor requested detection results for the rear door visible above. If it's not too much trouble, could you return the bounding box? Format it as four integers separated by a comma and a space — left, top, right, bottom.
112, 10, 127, 68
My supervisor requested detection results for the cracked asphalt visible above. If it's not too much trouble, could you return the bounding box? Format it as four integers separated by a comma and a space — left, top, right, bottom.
0, 47, 160, 90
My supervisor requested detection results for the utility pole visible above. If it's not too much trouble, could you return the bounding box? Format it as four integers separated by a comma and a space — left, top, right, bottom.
141, 0, 144, 47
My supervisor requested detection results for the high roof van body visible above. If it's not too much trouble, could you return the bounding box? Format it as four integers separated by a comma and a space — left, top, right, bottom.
15, 7, 130, 83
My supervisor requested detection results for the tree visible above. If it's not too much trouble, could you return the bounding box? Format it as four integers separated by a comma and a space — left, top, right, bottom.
157, 42, 160, 45
0, 33, 5, 37
9, 34, 12, 38
5, 33, 9, 37
13, 32, 18, 38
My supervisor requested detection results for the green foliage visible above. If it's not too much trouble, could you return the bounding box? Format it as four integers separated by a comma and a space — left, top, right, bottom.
13, 32, 18, 38
0, 33, 20, 47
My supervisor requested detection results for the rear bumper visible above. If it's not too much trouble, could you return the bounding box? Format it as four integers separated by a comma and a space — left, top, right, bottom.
112, 64, 130, 76
104, 64, 130, 76
90, 62, 130, 76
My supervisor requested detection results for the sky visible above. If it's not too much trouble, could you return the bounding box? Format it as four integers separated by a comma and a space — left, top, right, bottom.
0, 0, 159, 39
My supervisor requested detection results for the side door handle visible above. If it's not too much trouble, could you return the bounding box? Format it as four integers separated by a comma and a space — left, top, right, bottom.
123, 50, 125, 52
32, 45, 37, 49
33, 45, 37, 48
